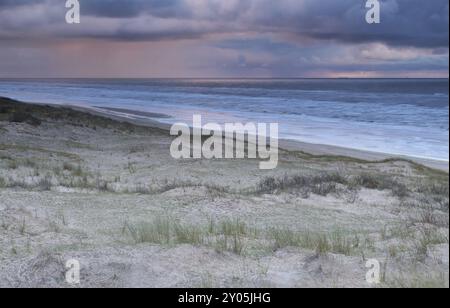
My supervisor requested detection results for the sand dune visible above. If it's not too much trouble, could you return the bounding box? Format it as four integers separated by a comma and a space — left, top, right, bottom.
0, 98, 448, 288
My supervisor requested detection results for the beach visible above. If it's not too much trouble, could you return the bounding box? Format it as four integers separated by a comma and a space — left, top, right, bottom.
0, 79, 448, 163
0, 97, 448, 288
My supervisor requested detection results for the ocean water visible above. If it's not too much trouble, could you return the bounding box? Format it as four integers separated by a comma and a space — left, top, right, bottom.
0, 78, 448, 161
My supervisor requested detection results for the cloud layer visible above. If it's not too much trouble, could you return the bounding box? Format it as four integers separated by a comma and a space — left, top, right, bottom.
0, 0, 448, 77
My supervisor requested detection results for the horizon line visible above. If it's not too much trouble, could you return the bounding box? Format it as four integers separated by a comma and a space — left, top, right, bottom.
1, 77, 449, 80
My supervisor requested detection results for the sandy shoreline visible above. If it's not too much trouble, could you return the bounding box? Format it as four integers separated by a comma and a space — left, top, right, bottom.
71, 103, 449, 172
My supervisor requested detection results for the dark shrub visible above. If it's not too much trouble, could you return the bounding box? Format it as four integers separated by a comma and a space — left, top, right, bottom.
353, 173, 410, 198
257, 173, 347, 196
9, 112, 41, 126
0, 106, 12, 114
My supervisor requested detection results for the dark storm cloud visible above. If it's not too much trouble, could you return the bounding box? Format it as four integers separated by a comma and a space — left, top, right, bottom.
80, 0, 189, 18
0, 0, 44, 8
299, 0, 449, 48
0, 0, 448, 77
0, 0, 448, 48
72, 0, 449, 48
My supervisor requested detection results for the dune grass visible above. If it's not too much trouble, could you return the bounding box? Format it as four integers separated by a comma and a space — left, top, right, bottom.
386, 272, 449, 288
267, 227, 372, 256
122, 216, 375, 257
256, 171, 413, 200
123, 217, 249, 255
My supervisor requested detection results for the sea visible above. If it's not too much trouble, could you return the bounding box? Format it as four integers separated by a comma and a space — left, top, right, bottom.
0, 78, 448, 161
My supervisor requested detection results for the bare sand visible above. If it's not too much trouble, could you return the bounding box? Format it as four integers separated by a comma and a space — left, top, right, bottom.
0, 97, 448, 288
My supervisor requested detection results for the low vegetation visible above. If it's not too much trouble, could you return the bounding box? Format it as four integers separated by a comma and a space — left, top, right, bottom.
256, 172, 413, 200
123, 217, 249, 255
123, 217, 376, 257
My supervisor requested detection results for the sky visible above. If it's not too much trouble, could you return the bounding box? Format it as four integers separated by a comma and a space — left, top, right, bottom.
0, 0, 448, 78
